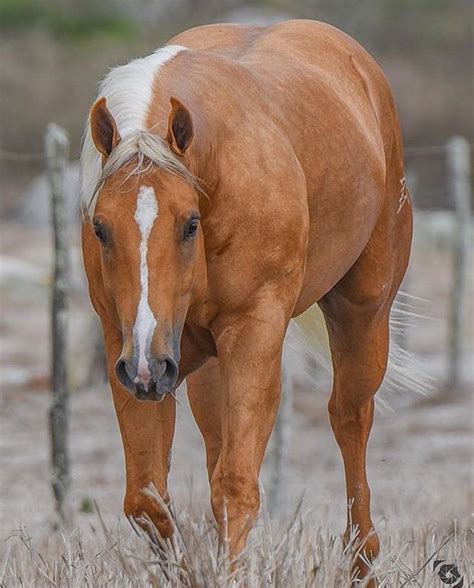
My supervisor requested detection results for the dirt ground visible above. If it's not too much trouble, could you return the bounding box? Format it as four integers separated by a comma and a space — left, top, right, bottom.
0, 217, 472, 583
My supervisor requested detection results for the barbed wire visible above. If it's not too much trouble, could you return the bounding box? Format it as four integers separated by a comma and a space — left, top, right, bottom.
0, 143, 472, 162
0, 149, 80, 162
405, 144, 448, 156
0, 150, 44, 162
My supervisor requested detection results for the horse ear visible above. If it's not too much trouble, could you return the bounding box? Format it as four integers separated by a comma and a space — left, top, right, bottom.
166, 97, 194, 155
90, 97, 120, 159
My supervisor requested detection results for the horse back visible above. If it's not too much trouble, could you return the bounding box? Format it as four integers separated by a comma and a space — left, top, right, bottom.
170, 20, 406, 305
171, 19, 399, 198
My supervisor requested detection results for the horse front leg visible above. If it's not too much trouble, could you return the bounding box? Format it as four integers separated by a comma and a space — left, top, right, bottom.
187, 357, 223, 483
104, 325, 176, 540
209, 305, 287, 557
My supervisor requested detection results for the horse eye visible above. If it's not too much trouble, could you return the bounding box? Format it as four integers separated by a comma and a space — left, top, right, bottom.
183, 218, 199, 241
93, 221, 108, 246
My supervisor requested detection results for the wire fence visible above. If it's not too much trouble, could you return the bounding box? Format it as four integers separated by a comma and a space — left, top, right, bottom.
1, 143, 471, 159
2, 126, 470, 519
2, 139, 472, 213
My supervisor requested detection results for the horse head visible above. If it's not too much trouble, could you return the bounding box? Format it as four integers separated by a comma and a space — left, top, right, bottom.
83, 96, 206, 400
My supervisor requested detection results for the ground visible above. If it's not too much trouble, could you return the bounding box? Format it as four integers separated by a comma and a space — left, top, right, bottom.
0, 216, 472, 586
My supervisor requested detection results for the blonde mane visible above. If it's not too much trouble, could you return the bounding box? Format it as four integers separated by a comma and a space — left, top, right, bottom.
80, 44, 200, 220
81, 130, 201, 219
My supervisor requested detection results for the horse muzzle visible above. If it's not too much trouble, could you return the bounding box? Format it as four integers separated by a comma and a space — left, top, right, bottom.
115, 353, 179, 401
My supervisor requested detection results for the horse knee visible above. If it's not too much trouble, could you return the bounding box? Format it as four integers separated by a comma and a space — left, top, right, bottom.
328, 395, 376, 445
211, 472, 260, 526
124, 491, 173, 539
328, 358, 385, 432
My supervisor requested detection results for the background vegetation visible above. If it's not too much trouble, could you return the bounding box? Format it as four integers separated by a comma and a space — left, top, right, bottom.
1, 0, 471, 214
0, 3, 472, 586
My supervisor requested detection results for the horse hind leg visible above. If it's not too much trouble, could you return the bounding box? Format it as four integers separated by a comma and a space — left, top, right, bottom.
319, 193, 412, 583
320, 296, 388, 577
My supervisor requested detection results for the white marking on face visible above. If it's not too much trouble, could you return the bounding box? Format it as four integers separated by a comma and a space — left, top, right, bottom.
133, 185, 158, 385
81, 44, 187, 218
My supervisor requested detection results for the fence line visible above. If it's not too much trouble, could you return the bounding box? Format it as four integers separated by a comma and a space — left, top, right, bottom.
45, 123, 71, 524
405, 144, 448, 156
35, 125, 474, 517
447, 137, 471, 387
0, 149, 44, 162
1, 142, 473, 162
0, 148, 80, 162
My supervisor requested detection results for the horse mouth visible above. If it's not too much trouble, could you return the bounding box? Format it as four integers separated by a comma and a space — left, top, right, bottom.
134, 383, 179, 403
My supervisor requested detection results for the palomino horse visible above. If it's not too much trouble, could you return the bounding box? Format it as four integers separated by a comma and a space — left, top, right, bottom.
81, 20, 413, 580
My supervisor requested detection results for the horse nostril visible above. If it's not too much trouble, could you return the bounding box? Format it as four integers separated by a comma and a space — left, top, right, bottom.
116, 358, 134, 392
157, 355, 178, 389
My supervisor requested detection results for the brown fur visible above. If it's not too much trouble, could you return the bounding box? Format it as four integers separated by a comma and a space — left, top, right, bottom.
82, 20, 412, 583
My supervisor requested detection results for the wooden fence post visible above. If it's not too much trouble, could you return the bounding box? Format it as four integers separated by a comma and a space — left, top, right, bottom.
447, 137, 471, 387
45, 123, 71, 523
268, 363, 293, 514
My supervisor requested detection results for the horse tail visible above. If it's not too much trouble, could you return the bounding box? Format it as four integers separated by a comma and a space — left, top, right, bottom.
286, 293, 433, 409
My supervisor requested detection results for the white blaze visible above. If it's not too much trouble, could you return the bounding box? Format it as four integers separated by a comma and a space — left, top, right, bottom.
80, 44, 187, 218
133, 185, 158, 383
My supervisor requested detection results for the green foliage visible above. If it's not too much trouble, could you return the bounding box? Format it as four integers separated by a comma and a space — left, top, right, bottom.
0, 0, 137, 41
0, 0, 43, 29
79, 496, 94, 514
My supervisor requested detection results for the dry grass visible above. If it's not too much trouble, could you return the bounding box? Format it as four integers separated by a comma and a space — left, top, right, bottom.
1, 495, 472, 587
1, 218, 472, 587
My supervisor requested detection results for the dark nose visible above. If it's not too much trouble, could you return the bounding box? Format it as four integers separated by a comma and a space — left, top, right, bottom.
152, 354, 179, 393
115, 357, 158, 400
115, 357, 135, 392
115, 354, 178, 401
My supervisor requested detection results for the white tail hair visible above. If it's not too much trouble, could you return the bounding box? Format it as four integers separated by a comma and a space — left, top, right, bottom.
286, 292, 434, 411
